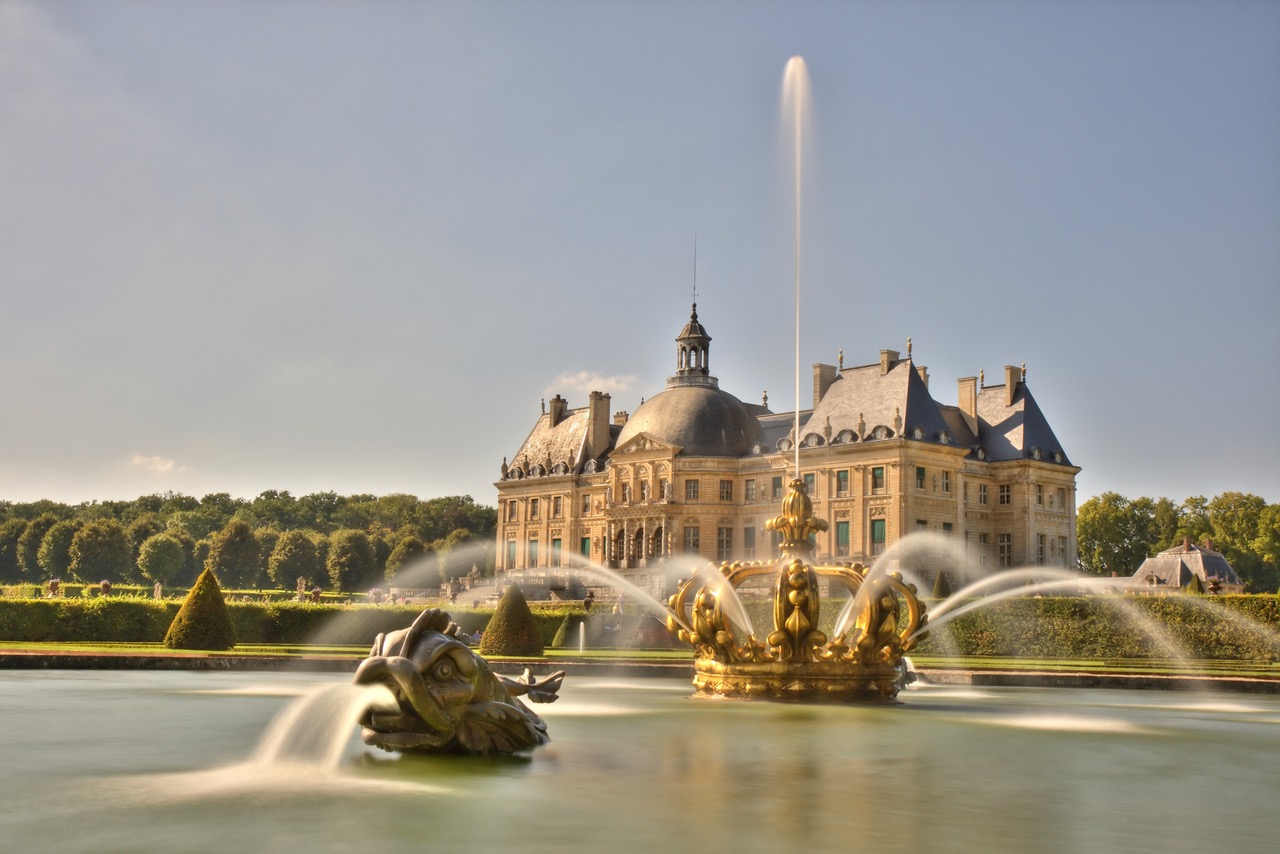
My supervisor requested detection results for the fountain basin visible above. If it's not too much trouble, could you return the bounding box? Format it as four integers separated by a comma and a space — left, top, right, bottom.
4, 669, 1280, 853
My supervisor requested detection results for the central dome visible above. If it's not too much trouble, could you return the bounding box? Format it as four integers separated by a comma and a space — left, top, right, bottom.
617, 384, 761, 457
614, 303, 762, 458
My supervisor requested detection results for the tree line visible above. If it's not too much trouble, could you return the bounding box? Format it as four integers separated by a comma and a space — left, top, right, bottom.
0, 491, 497, 593
1076, 491, 1280, 592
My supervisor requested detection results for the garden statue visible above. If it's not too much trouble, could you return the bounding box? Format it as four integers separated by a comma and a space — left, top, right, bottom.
353, 608, 564, 754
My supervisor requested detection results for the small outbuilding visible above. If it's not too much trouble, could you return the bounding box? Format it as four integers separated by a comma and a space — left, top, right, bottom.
1127, 538, 1244, 595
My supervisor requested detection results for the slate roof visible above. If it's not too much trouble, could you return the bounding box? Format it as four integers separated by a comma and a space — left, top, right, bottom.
1128, 540, 1244, 593
795, 358, 962, 451
975, 382, 1073, 464
508, 407, 590, 477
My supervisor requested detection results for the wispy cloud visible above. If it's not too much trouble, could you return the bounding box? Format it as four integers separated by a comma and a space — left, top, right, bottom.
128, 454, 186, 474
545, 372, 638, 398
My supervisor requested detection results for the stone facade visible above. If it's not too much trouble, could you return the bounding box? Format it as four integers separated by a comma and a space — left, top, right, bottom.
495, 306, 1079, 586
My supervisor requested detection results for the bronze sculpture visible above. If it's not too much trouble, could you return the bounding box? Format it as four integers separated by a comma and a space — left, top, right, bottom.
353, 609, 563, 754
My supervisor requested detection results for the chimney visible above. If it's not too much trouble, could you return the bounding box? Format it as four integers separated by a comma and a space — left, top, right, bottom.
916, 365, 929, 389
613, 411, 629, 427
548, 394, 568, 427
812, 363, 837, 407
586, 391, 612, 460
957, 376, 978, 429
1004, 365, 1020, 406
880, 349, 900, 375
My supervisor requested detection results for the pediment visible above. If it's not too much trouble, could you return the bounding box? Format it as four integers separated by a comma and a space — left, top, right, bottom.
612, 432, 682, 456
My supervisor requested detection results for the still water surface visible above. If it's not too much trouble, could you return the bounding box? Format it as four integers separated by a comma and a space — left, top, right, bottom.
1, 670, 1277, 853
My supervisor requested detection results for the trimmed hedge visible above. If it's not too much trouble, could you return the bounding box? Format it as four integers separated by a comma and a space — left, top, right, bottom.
915, 595, 1280, 661
0, 599, 567, 647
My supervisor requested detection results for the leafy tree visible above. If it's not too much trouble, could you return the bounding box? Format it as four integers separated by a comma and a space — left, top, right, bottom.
164, 567, 235, 650
17, 514, 59, 579
435, 528, 475, 584
205, 520, 263, 589
254, 527, 280, 581
1076, 493, 1150, 576
385, 534, 427, 580
1208, 492, 1271, 592
1176, 495, 1212, 545
0, 519, 25, 583
137, 533, 187, 585
125, 513, 165, 573
267, 530, 321, 588
167, 507, 226, 542
38, 519, 82, 579
297, 491, 343, 532
327, 529, 377, 592
191, 538, 213, 581
1252, 504, 1280, 569
68, 519, 132, 583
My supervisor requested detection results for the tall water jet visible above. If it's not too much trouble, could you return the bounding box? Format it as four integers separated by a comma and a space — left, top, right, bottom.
782, 55, 812, 481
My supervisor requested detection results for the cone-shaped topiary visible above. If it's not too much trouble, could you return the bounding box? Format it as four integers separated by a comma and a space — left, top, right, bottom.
551, 612, 589, 649
932, 569, 953, 599
164, 567, 236, 650
478, 584, 543, 656
1183, 573, 1206, 595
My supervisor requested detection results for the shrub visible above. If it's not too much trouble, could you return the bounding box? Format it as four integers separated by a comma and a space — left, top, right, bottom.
551, 612, 589, 649
478, 585, 544, 656
164, 568, 236, 650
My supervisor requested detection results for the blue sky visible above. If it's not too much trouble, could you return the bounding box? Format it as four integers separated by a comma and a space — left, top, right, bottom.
2, 0, 1277, 508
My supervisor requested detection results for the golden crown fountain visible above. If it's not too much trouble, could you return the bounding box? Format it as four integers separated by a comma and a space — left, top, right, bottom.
666, 479, 929, 701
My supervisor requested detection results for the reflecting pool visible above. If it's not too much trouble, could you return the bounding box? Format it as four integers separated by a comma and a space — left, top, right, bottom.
2, 670, 1278, 852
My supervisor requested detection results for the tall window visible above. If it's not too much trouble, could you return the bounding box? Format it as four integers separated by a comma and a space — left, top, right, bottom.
803, 473, 815, 496
720, 479, 733, 502
916, 467, 926, 490
998, 485, 1011, 505
528, 538, 540, 567
553, 496, 563, 517
745, 480, 757, 502
1057, 487, 1067, 510
743, 526, 756, 559
530, 498, 540, 519
835, 521, 850, 556
506, 540, 517, 568
551, 538, 562, 567
1037, 533, 1046, 565
1036, 484, 1044, 506
979, 533, 989, 567
580, 537, 591, 557
622, 484, 632, 503
582, 494, 591, 514
716, 527, 732, 561
978, 485, 988, 505
836, 470, 849, 497
683, 527, 700, 553
998, 533, 1012, 567
685, 480, 700, 501
872, 467, 885, 492
941, 471, 951, 494
870, 519, 886, 555
772, 476, 784, 499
